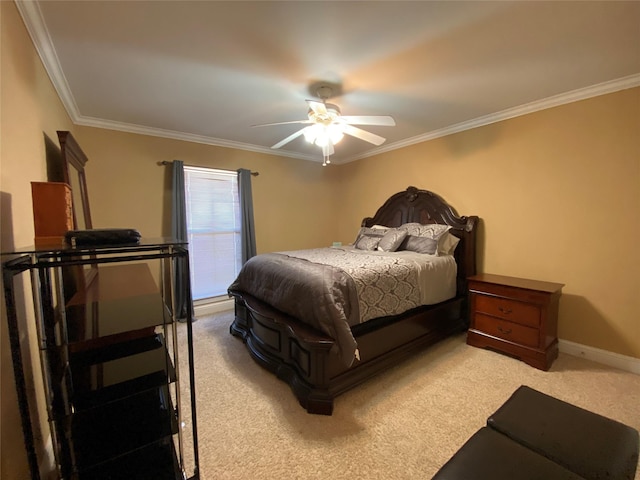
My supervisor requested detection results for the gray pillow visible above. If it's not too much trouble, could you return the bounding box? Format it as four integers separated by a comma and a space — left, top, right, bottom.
377, 229, 408, 252
355, 235, 380, 251
354, 227, 386, 245
401, 235, 438, 255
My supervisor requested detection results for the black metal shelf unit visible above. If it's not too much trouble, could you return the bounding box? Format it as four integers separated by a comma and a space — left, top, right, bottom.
2, 238, 199, 480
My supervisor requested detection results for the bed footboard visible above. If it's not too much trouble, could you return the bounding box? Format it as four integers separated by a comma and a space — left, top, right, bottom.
229, 291, 467, 415
230, 292, 336, 414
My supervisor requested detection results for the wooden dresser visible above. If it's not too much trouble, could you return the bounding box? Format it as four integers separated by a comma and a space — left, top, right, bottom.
466, 273, 564, 370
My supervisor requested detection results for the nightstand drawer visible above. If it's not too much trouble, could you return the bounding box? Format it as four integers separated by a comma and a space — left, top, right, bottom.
474, 294, 540, 328
474, 314, 539, 348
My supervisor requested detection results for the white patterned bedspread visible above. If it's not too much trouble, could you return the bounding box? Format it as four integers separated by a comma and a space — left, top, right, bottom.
280, 246, 457, 326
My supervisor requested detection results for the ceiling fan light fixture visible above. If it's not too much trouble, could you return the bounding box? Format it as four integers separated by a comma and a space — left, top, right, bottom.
303, 124, 323, 145
327, 123, 344, 144
303, 123, 344, 148
255, 84, 394, 166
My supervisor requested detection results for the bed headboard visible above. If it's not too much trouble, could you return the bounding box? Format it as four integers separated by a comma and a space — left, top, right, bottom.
361, 186, 479, 293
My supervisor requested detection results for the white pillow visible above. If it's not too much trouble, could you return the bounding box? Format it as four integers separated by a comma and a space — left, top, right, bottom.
438, 232, 460, 256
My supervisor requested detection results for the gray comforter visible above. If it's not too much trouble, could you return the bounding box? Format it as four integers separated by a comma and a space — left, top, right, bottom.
228, 247, 422, 367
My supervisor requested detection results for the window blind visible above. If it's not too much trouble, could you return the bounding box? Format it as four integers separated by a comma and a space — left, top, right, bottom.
183, 167, 241, 301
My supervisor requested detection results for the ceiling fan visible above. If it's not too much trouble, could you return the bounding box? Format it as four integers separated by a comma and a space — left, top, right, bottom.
253, 85, 396, 166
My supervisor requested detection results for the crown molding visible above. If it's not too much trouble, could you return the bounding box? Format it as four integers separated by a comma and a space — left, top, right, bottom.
15, 0, 321, 163
75, 115, 319, 162
17, 2, 640, 166
16, 0, 82, 122
343, 73, 640, 163
76, 73, 640, 165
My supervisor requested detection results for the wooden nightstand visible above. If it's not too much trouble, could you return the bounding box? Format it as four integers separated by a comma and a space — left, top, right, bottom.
466, 274, 564, 371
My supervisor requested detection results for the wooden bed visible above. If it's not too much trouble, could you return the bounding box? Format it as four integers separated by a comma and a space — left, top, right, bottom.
229, 186, 479, 415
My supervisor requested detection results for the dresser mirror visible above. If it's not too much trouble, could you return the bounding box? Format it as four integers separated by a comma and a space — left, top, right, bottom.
57, 131, 93, 230
57, 131, 97, 290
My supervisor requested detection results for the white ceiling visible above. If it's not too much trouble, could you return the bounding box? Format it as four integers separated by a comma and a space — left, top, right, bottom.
18, 1, 640, 165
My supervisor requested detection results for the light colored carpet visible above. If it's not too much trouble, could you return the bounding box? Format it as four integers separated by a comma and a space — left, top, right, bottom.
178, 310, 640, 480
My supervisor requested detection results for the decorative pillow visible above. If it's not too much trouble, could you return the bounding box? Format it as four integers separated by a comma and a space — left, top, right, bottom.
377, 229, 408, 252
354, 227, 386, 245
399, 222, 450, 238
397, 222, 423, 236
425, 224, 451, 238
355, 235, 380, 251
401, 235, 438, 255
398, 223, 458, 255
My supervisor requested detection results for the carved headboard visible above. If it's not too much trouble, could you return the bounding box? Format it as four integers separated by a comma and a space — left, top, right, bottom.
361, 186, 479, 293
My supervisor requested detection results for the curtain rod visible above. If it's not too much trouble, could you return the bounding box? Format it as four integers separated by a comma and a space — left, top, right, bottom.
157, 160, 259, 176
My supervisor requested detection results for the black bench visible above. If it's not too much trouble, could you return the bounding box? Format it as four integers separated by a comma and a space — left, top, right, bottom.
432, 426, 584, 480
433, 385, 639, 480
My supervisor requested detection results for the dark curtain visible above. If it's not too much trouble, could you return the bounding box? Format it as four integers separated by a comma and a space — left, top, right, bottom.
237, 168, 257, 263
171, 160, 192, 320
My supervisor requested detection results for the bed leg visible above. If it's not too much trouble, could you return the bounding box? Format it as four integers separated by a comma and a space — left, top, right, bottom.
283, 370, 334, 415
229, 298, 249, 339
303, 397, 334, 416
229, 318, 247, 339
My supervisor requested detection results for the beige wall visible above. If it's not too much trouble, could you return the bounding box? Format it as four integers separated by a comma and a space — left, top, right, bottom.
1, 2, 77, 478
334, 88, 640, 358
73, 127, 340, 254
2, 1, 639, 478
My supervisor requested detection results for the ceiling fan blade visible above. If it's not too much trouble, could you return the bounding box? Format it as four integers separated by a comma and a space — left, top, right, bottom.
252, 120, 312, 127
342, 124, 386, 146
340, 115, 396, 126
306, 100, 328, 116
271, 127, 308, 149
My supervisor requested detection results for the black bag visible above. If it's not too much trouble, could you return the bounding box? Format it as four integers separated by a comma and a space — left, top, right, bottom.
64, 228, 141, 247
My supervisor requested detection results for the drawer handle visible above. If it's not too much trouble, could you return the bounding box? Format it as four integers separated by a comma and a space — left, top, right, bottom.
498, 306, 513, 315
497, 325, 512, 335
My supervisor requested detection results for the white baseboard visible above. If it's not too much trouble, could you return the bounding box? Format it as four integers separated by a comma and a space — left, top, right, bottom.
194, 298, 234, 318
190, 302, 640, 375
559, 339, 640, 375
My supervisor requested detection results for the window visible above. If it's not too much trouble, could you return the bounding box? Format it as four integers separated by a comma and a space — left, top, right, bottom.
183, 166, 242, 301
